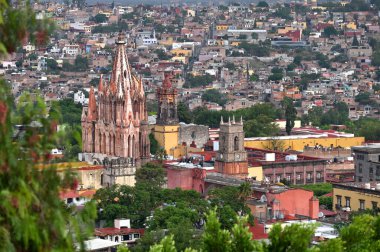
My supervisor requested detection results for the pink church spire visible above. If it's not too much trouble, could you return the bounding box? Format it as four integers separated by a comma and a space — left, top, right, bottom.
110, 31, 134, 98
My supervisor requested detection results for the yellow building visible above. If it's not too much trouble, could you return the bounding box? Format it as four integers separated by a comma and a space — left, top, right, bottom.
278, 27, 296, 35
153, 73, 181, 156
170, 48, 193, 57
170, 56, 188, 64
216, 24, 229, 31
159, 36, 174, 47
341, 22, 357, 30
154, 125, 180, 155
230, 41, 242, 47
248, 166, 263, 181
36, 162, 104, 190
333, 182, 380, 211
244, 136, 365, 152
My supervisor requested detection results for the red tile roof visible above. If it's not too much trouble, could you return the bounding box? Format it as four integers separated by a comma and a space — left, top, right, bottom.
95, 227, 145, 237
249, 220, 268, 240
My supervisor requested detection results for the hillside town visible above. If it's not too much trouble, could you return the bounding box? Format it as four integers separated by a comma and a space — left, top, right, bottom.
3, 0, 380, 251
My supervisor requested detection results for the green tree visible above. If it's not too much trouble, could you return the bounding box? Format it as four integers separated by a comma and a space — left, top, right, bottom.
283, 97, 297, 135
340, 214, 380, 251
372, 50, 380, 66
93, 13, 108, 23
0, 85, 96, 251
177, 102, 192, 123
323, 26, 338, 38
201, 89, 228, 106
273, 6, 293, 20
185, 74, 214, 88
355, 92, 376, 106
256, 1, 269, 8
225, 62, 236, 71
46, 58, 59, 73
202, 210, 231, 252
352, 36, 360, 46
155, 49, 170, 60
293, 55, 302, 65
230, 216, 262, 252
264, 223, 316, 252
319, 196, 333, 210
149, 133, 159, 155
74, 55, 89, 71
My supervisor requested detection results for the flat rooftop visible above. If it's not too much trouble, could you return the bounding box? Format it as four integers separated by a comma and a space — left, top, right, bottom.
352, 144, 380, 153
245, 127, 358, 141
333, 182, 380, 193
246, 147, 325, 166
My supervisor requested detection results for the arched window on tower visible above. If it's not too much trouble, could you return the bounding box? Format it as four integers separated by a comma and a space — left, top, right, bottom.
234, 136, 239, 151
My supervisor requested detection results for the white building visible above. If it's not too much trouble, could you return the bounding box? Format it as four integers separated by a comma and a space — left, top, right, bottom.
95, 219, 143, 245
63, 44, 80, 57
74, 90, 88, 105
23, 43, 36, 52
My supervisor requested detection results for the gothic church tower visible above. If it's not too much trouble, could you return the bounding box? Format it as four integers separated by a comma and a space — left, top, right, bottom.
81, 32, 150, 185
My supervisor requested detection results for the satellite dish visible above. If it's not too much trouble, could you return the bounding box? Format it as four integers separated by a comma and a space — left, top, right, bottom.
318, 212, 324, 218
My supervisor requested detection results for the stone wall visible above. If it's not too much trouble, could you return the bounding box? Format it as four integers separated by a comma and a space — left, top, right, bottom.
178, 123, 209, 148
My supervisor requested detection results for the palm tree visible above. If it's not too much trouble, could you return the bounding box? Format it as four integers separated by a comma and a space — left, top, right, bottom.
238, 182, 252, 202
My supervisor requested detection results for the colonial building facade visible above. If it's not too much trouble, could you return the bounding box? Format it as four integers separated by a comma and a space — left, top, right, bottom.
81, 32, 150, 185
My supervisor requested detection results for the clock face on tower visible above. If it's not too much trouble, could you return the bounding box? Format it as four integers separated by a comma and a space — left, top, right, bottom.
235, 154, 240, 159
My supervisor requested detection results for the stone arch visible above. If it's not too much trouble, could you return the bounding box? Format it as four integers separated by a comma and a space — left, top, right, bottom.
234, 136, 239, 151
102, 133, 106, 153
128, 135, 132, 157
132, 135, 136, 158
113, 134, 116, 156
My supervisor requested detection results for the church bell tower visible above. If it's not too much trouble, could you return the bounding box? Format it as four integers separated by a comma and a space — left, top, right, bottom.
153, 72, 180, 156
215, 116, 248, 176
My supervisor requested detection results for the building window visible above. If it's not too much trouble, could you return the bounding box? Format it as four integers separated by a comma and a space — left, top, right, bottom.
336, 195, 342, 207
376, 166, 380, 176
357, 154, 364, 160
277, 175, 281, 182
307, 173, 312, 181
234, 136, 239, 151
358, 163, 363, 173
123, 235, 131, 241
370, 167, 374, 175
296, 174, 301, 181
359, 199, 365, 210
372, 201, 378, 210
134, 234, 140, 239
345, 197, 351, 208
286, 174, 291, 181
317, 172, 322, 180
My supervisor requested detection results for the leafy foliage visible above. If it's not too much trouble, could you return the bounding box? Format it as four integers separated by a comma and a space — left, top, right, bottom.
184, 74, 214, 88
177, 102, 192, 123
201, 89, 228, 106
294, 183, 332, 197
0, 83, 96, 251
283, 97, 297, 135
238, 42, 271, 57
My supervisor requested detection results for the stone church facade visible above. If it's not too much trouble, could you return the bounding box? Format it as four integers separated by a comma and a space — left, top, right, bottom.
81, 32, 150, 186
